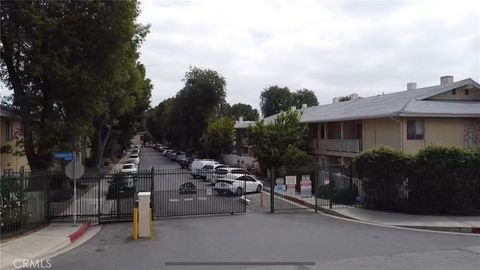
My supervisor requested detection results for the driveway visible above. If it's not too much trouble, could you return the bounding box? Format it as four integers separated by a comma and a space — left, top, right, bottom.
48, 203, 480, 270
46, 148, 480, 270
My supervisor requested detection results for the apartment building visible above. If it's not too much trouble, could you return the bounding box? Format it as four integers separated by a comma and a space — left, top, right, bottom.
0, 105, 29, 174
301, 76, 480, 166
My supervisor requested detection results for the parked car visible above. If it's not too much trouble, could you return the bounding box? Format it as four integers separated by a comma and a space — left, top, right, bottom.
106, 174, 136, 199
199, 163, 227, 181
209, 167, 251, 184
214, 175, 263, 196
131, 148, 140, 155
174, 151, 186, 162
128, 154, 140, 165
190, 159, 218, 178
120, 163, 138, 174
178, 154, 194, 169
164, 149, 173, 157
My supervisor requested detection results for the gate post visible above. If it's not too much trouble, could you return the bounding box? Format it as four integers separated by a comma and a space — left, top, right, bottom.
314, 163, 318, 213
349, 165, 353, 206
150, 166, 155, 220
270, 167, 275, 213
97, 175, 101, 222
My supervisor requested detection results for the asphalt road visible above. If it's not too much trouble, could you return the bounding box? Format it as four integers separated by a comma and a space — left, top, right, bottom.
47, 147, 480, 270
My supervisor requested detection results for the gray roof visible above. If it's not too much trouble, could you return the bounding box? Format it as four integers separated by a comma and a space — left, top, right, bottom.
263, 108, 305, 125
234, 121, 255, 129
400, 100, 480, 117
301, 78, 480, 123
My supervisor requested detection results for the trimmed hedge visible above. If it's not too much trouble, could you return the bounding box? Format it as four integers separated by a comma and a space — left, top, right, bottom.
355, 146, 413, 211
409, 146, 477, 214
354, 145, 480, 214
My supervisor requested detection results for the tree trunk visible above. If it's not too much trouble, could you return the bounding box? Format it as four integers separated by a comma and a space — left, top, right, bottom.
2, 40, 47, 173
93, 122, 111, 170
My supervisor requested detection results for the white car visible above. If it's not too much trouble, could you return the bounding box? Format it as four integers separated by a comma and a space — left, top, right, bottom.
128, 154, 140, 165
202, 164, 229, 182
190, 159, 218, 178
209, 167, 250, 184
214, 175, 263, 196
120, 163, 138, 174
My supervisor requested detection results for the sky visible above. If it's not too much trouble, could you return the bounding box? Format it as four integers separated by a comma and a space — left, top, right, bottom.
1, 0, 479, 109
137, 0, 480, 109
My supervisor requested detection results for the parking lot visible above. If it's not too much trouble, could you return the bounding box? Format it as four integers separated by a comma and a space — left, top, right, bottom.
137, 147, 246, 217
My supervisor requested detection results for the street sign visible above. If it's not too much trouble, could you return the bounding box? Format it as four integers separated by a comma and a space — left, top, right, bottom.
54, 152, 74, 161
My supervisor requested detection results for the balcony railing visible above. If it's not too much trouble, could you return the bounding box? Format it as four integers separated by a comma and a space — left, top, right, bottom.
318, 139, 362, 153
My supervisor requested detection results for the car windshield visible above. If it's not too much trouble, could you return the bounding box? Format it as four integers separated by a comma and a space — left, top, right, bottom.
215, 169, 228, 175
130, 155, 138, 158
123, 164, 134, 169
203, 165, 213, 170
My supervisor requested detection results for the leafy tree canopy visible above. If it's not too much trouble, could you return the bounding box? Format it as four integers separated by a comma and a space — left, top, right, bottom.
1, 0, 150, 171
201, 117, 235, 159
260, 86, 318, 117
248, 110, 309, 168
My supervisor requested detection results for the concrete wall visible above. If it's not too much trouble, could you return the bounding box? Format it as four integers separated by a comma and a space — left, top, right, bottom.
363, 118, 402, 151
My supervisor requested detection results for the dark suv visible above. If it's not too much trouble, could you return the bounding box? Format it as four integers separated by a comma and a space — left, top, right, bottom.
106, 174, 136, 199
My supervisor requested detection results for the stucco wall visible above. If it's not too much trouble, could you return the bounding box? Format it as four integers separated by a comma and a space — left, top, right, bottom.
464, 119, 480, 149
362, 118, 401, 151
428, 87, 480, 101
1, 116, 29, 173
402, 118, 470, 153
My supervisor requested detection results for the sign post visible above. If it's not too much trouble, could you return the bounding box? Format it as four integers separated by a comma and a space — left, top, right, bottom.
54, 152, 76, 226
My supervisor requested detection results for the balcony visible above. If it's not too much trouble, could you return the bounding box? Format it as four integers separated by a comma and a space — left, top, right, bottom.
319, 139, 362, 153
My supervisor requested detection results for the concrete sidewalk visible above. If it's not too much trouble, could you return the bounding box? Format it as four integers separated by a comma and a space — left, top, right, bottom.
326, 206, 480, 234
0, 223, 100, 270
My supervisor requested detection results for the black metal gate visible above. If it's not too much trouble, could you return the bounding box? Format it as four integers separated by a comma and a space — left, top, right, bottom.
267, 164, 366, 212
152, 168, 246, 218
46, 168, 246, 223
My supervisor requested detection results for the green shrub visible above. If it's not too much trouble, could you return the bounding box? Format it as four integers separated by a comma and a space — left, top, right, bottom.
472, 148, 480, 209
354, 146, 413, 211
409, 145, 477, 214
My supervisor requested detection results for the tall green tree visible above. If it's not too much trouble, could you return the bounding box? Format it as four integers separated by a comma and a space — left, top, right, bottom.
201, 117, 235, 158
228, 103, 259, 121
163, 67, 226, 150
249, 110, 309, 169
292, 88, 318, 108
260, 85, 293, 117
1, 1, 149, 171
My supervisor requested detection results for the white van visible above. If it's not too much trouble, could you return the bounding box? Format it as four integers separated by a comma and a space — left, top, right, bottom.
190, 159, 218, 178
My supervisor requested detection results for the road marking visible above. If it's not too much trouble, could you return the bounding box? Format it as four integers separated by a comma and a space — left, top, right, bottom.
197, 197, 207, 200
184, 198, 194, 201
169, 199, 179, 202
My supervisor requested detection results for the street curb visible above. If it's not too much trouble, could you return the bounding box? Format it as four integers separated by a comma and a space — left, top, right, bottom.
262, 187, 355, 219
263, 188, 480, 235
398, 225, 480, 234
68, 220, 91, 242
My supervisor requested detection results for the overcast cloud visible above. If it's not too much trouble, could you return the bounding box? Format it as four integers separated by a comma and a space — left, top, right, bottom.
1, 0, 478, 109
138, 0, 480, 109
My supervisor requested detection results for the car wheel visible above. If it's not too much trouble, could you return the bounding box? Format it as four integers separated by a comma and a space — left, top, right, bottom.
256, 185, 262, 193
236, 187, 243, 196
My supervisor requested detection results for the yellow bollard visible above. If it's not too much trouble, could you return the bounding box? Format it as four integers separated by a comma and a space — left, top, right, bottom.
133, 208, 138, 240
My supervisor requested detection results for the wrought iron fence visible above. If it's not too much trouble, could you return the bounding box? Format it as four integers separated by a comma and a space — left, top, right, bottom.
0, 172, 49, 240
1, 167, 247, 239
